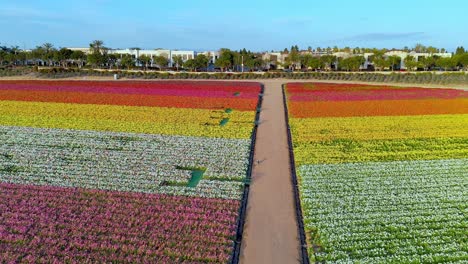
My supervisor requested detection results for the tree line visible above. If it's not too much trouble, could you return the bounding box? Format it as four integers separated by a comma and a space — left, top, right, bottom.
1, 41, 468, 72
274, 44, 468, 71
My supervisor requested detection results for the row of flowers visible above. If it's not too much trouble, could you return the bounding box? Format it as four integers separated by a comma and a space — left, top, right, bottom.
297, 159, 468, 263
0, 80, 261, 91
286, 82, 407, 92
0, 100, 256, 139
290, 114, 468, 143
293, 137, 468, 164
288, 98, 468, 118
290, 113, 468, 164
0, 125, 249, 200
0, 183, 240, 263
0, 90, 259, 111
0, 83, 260, 99
287, 82, 467, 102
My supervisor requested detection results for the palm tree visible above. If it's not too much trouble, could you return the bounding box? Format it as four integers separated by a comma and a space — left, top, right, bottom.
10, 46, 20, 65
42, 43, 54, 53
88, 40, 108, 68
89, 40, 105, 53
41, 43, 55, 66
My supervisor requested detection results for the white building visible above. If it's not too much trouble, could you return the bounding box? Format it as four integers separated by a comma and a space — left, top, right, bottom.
384, 50, 452, 69
67, 47, 216, 67
110, 48, 168, 59
67, 47, 92, 55
197, 51, 219, 64
262, 52, 286, 69
170, 50, 195, 66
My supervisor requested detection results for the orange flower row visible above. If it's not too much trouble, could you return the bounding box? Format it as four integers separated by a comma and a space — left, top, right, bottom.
0, 90, 257, 111
289, 98, 468, 118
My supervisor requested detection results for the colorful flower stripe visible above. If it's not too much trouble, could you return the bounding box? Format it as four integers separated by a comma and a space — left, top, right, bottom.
299, 159, 468, 263
0, 100, 255, 139
294, 137, 468, 164
0, 90, 258, 110
0, 80, 260, 93
290, 114, 468, 143
287, 82, 406, 92
289, 98, 468, 118
289, 87, 468, 101
0, 183, 239, 263
1, 126, 249, 199
0, 84, 259, 99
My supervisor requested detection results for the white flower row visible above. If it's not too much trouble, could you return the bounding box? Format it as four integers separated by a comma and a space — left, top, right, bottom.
298, 159, 468, 262
0, 126, 251, 200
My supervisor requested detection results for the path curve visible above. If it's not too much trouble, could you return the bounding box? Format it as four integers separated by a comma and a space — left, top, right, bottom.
239, 80, 301, 264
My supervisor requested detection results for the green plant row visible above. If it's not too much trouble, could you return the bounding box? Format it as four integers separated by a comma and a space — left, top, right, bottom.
1, 67, 467, 85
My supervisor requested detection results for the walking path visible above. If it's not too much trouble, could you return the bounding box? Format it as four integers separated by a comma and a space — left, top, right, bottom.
239, 80, 301, 264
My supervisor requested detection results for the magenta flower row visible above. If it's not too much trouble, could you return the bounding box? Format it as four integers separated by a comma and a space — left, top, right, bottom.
0, 84, 260, 98
0, 183, 240, 263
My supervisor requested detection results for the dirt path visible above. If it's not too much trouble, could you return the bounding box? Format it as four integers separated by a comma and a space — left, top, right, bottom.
239, 81, 301, 264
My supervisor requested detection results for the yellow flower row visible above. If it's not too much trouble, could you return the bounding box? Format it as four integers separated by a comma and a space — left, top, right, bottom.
0, 100, 255, 139
290, 114, 468, 143
294, 137, 468, 164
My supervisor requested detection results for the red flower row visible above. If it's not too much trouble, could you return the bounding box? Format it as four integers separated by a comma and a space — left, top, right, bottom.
289, 87, 467, 101
0, 89, 258, 110
286, 82, 468, 117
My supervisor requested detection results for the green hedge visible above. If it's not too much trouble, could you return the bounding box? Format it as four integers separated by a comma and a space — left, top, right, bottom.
0, 67, 35, 77
1, 67, 467, 85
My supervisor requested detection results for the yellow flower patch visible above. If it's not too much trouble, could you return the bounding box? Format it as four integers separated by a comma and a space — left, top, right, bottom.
0, 100, 255, 139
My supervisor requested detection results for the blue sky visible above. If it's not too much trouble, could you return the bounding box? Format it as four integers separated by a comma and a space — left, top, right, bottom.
0, 0, 466, 51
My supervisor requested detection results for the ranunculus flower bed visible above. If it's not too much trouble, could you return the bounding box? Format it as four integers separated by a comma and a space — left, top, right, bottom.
287, 82, 468, 101
0, 90, 259, 110
0, 80, 262, 263
0, 183, 239, 263
0, 126, 249, 199
0, 80, 260, 94
299, 159, 468, 263
0, 80, 261, 110
286, 82, 468, 263
0, 100, 255, 139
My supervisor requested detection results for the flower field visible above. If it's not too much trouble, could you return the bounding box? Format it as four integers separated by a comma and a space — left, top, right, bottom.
0, 80, 261, 262
286, 82, 468, 263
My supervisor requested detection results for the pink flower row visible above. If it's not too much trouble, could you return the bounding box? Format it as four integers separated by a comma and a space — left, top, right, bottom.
290, 87, 468, 101
0, 183, 240, 263
0, 85, 259, 99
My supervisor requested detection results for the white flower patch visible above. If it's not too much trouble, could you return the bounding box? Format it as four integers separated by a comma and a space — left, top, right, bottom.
298, 159, 468, 262
0, 126, 251, 200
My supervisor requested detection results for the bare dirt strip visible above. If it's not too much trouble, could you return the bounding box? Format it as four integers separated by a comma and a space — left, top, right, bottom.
239, 80, 301, 264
